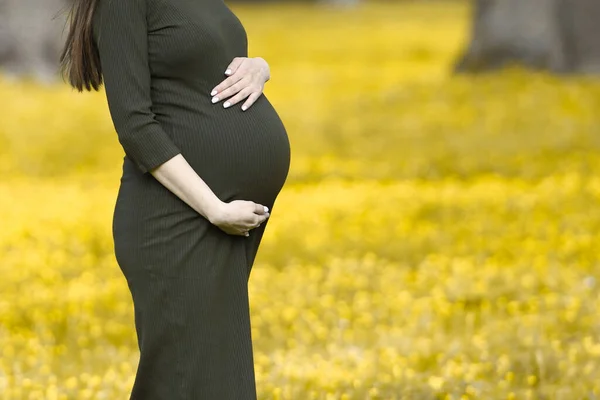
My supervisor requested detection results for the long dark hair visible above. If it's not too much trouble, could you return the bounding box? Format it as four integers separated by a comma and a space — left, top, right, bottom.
59, 0, 102, 92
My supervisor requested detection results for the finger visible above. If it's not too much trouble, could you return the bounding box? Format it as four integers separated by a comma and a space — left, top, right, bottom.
210, 73, 244, 98
247, 220, 262, 231
213, 78, 248, 104
249, 215, 266, 229
256, 214, 268, 226
240, 211, 259, 227
241, 91, 262, 112
224, 57, 245, 77
252, 213, 269, 227
211, 75, 243, 100
253, 203, 269, 215
237, 229, 248, 237
223, 87, 253, 108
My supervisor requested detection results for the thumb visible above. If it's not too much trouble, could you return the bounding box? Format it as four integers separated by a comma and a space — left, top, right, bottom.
225, 57, 245, 76
253, 203, 269, 215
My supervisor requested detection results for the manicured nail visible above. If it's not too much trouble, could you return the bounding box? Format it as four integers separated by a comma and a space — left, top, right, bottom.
241, 105, 247, 111
211, 97, 219, 103
225, 69, 232, 75
210, 89, 217, 96
264, 206, 269, 213
223, 101, 230, 108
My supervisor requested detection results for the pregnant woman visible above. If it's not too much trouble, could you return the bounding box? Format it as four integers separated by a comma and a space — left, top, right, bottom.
59, 0, 291, 398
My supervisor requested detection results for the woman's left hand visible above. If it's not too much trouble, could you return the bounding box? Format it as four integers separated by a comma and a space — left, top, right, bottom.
210, 57, 270, 111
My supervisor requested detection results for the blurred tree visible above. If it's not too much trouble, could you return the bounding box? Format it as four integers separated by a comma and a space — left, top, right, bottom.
455, 0, 600, 74
0, 0, 68, 83
0, 0, 359, 83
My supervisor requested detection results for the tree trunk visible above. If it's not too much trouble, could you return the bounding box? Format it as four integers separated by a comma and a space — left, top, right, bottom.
455, 0, 600, 74
0, 0, 69, 83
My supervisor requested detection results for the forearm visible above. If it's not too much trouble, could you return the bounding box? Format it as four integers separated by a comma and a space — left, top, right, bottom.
149, 153, 223, 222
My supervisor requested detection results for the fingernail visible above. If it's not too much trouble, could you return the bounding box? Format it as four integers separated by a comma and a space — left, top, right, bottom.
225, 69, 232, 75
211, 97, 219, 103
210, 89, 217, 96
241, 105, 247, 111
264, 206, 269, 213
223, 101, 230, 108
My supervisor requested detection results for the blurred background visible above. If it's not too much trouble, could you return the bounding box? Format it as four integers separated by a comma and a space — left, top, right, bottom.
1, 0, 600, 398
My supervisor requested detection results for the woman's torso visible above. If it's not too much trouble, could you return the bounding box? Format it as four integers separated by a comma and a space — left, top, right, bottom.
125, 0, 291, 204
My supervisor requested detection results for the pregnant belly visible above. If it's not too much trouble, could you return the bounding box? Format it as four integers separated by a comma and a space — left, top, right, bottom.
162, 94, 291, 204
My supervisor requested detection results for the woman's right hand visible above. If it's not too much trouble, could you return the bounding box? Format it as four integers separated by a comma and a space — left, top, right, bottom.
208, 200, 270, 237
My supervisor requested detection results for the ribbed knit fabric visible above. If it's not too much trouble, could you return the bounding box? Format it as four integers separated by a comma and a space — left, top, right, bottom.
92, 0, 291, 398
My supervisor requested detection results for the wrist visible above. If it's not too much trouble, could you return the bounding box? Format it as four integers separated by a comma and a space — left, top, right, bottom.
205, 197, 224, 224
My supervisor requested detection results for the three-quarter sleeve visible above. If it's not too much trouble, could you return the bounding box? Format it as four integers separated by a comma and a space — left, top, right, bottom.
93, 0, 182, 174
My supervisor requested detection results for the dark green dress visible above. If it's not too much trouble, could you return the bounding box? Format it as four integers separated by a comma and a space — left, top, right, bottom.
92, 0, 291, 398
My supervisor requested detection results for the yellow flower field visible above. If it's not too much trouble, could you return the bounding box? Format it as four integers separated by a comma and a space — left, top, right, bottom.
1, 1, 600, 399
